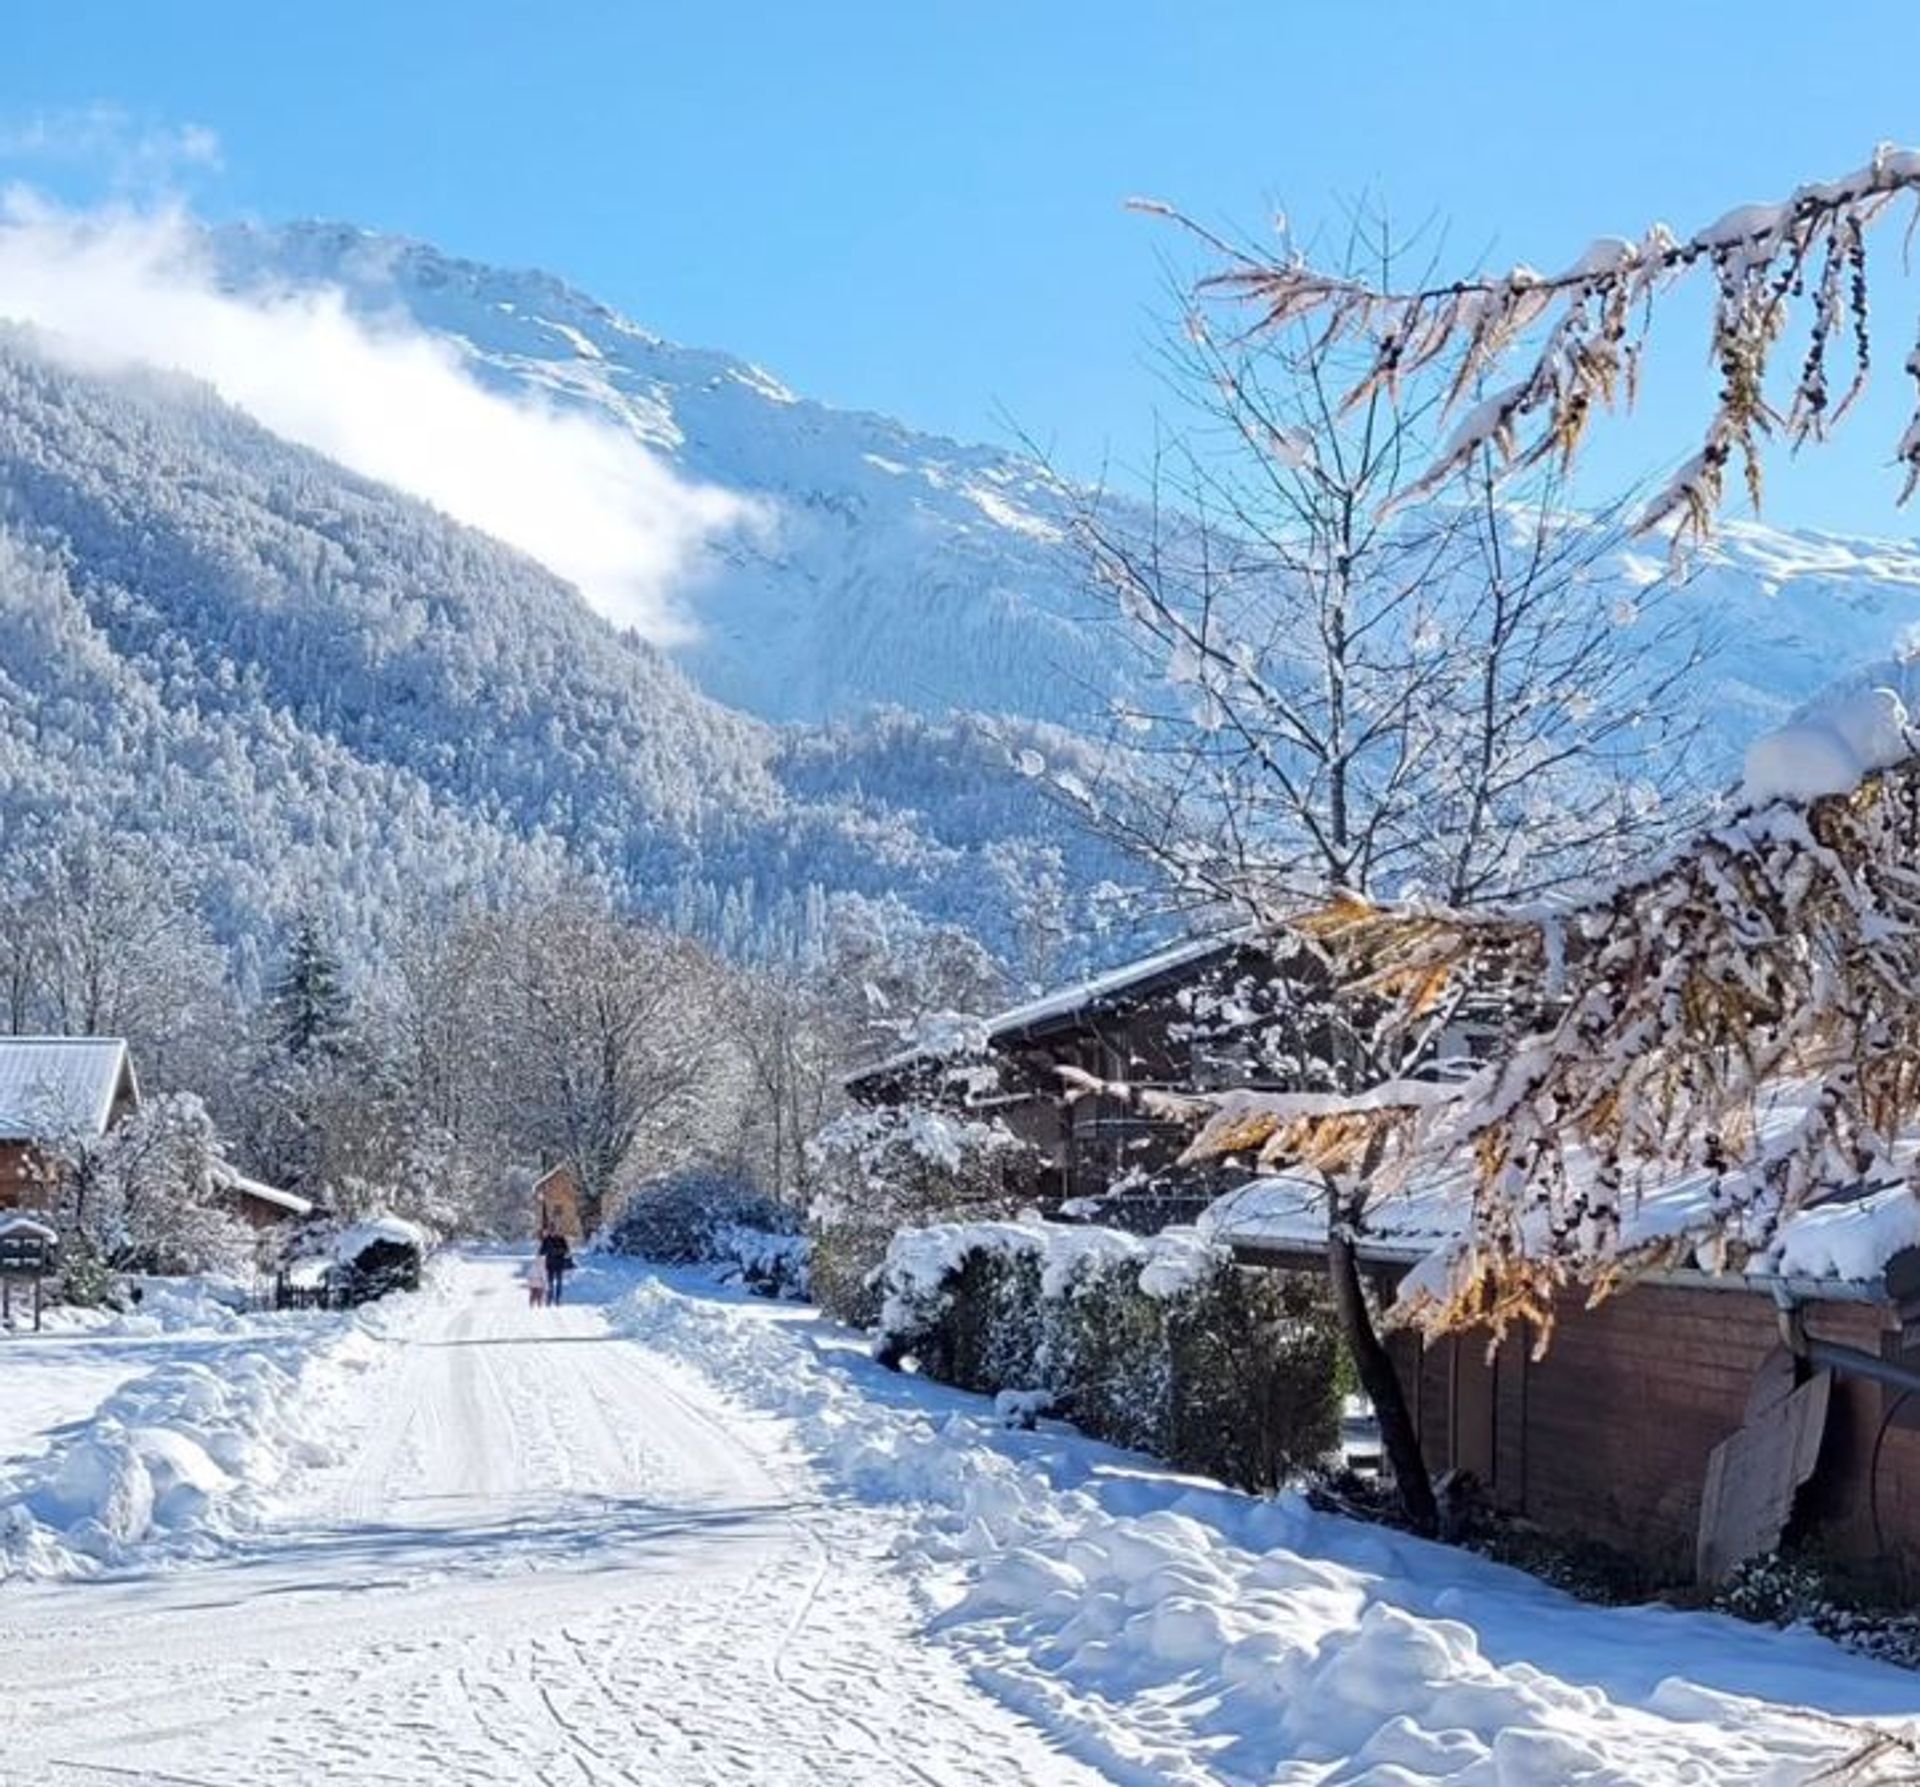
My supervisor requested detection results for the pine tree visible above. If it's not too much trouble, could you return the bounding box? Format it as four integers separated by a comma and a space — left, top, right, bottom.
268, 912, 353, 1062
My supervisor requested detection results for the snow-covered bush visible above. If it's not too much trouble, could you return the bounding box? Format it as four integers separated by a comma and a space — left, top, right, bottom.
54, 1094, 252, 1293
807, 1106, 1044, 1326
1716, 1551, 1920, 1672
876, 1218, 1340, 1492
607, 1169, 808, 1300
326, 1216, 427, 1304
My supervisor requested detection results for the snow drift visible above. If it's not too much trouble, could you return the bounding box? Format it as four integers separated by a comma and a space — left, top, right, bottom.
0, 1279, 423, 1577
612, 1275, 1920, 1783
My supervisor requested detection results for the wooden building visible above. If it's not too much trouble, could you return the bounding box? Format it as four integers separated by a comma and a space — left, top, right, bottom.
0, 1036, 140, 1210
845, 933, 1498, 1219
0, 1037, 308, 1243
846, 936, 1298, 1211
534, 1163, 585, 1241
1212, 1172, 1920, 1586
211, 1164, 314, 1234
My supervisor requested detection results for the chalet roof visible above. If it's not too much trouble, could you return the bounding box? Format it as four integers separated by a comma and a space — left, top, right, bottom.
1202, 1086, 1920, 1301
846, 931, 1251, 1090
0, 1037, 137, 1140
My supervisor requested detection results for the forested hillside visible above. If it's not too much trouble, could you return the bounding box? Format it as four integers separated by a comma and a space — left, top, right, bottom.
0, 328, 1125, 987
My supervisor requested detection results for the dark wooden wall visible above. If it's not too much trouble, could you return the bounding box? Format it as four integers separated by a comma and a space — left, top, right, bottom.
1391, 1283, 1920, 1582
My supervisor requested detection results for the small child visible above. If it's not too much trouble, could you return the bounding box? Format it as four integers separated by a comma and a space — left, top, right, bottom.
526, 1251, 549, 1309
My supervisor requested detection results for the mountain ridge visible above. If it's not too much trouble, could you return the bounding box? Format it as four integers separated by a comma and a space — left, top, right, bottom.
207, 218, 1920, 759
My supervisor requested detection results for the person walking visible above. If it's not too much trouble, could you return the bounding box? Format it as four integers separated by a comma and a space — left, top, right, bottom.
526, 1250, 548, 1309
539, 1230, 573, 1306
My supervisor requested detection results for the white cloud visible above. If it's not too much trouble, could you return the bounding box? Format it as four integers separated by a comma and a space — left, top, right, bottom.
0, 105, 222, 185
0, 192, 758, 643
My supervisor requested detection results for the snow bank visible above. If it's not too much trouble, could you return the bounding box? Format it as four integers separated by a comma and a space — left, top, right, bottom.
0, 1284, 428, 1578
611, 1277, 1917, 1783
1741, 685, 1913, 805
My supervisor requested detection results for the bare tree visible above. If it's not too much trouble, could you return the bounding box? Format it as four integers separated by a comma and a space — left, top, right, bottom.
715, 967, 846, 1205
1, 829, 232, 1089
1040, 219, 1712, 1532
486, 900, 725, 1233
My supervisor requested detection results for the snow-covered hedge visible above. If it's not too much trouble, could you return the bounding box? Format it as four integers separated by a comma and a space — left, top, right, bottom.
607, 1170, 808, 1300
875, 1218, 1340, 1491
807, 1106, 1045, 1326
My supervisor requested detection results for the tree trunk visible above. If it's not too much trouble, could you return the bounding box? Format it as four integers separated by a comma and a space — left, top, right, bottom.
1326, 1224, 1437, 1537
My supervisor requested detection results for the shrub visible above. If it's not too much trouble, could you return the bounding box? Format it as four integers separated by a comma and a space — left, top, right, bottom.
876, 1217, 1342, 1492
1165, 1261, 1342, 1491
1050, 1250, 1168, 1454
607, 1168, 809, 1300
808, 1106, 1043, 1328
808, 1216, 892, 1327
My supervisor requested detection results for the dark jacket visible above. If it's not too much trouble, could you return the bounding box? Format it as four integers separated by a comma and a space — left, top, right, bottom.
539, 1233, 573, 1274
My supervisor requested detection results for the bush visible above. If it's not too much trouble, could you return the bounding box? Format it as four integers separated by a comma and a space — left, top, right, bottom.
807, 1216, 892, 1327
807, 1106, 1045, 1328
1050, 1251, 1168, 1454
1165, 1262, 1342, 1493
1713, 1548, 1920, 1669
607, 1169, 808, 1300
875, 1218, 1342, 1492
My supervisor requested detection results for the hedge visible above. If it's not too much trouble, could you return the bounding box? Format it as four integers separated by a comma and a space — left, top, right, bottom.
875, 1219, 1340, 1492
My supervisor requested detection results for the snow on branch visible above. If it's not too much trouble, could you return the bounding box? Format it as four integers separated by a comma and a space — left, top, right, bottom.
1237, 711, 1920, 1346
1144, 146, 1920, 549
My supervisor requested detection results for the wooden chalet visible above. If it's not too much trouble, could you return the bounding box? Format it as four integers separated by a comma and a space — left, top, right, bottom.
845, 933, 1500, 1220
0, 1036, 308, 1239
212, 1163, 314, 1234
534, 1163, 585, 1240
0, 1036, 140, 1209
1208, 1169, 1920, 1587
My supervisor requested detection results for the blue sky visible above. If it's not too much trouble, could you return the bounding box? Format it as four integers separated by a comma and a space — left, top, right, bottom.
4, 1, 1920, 536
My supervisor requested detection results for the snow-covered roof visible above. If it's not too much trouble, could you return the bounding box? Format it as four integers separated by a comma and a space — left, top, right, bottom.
0, 1038, 137, 1140
213, 1166, 313, 1218
0, 1213, 58, 1242
848, 931, 1247, 1086
333, 1216, 427, 1262
1203, 1089, 1920, 1300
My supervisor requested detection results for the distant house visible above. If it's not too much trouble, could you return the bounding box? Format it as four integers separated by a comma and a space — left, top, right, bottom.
212, 1163, 314, 1234
1207, 1162, 1920, 1588
533, 1163, 584, 1240
0, 1036, 140, 1210
845, 933, 1499, 1217
0, 1036, 308, 1238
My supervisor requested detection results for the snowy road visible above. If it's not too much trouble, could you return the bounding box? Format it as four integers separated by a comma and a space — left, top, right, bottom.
2, 1254, 1100, 1786
8, 1255, 1920, 1787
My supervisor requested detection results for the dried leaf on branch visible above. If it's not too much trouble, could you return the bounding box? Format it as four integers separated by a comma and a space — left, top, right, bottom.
1143, 146, 1920, 550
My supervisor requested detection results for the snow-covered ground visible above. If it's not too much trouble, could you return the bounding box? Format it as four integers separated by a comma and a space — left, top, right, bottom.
3, 1254, 1916, 1784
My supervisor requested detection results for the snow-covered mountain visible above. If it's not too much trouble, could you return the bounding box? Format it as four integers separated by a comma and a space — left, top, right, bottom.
208, 221, 1920, 755
0, 326, 1119, 981
11, 216, 1920, 991
207, 222, 1113, 728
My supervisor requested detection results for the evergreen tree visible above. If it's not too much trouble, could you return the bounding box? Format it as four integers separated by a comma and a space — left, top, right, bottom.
268, 912, 353, 1062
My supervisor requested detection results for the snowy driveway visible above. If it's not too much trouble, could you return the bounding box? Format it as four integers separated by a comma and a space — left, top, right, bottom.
2, 1253, 1101, 1786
